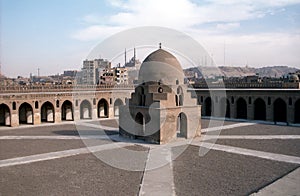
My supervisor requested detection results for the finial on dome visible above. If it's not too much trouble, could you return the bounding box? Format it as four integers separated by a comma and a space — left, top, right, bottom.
159, 43, 161, 49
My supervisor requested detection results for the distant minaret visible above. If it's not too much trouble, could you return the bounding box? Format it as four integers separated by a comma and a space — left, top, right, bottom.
134, 47, 136, 62
125, 48, 127, 66
38, 68, 40, 77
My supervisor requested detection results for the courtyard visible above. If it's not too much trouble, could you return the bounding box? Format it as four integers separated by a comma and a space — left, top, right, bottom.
0, 118, 299, 195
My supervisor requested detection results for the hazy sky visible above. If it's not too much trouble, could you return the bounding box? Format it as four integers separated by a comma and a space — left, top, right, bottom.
1, 0, 300, 77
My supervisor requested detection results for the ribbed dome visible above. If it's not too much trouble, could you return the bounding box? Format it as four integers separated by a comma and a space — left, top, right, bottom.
289, 74, 299, 81
138, 49, 184, 85
143, 49, 183, 72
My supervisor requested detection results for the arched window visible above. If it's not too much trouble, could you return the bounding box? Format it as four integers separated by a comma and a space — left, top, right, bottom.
204, 97, 212, 116
268, 97, 271, 105
289, 97, 292, 105
12, 102, 16, 110
236, 98, 247, 119
35, 101, 39, 109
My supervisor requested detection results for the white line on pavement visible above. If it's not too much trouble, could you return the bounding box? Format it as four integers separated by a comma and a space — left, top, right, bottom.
251, 167, 300, 195
194, 142, 300, 164
0, 142, 129, 168
0, 135, 116, 140
202, 122, 256, 133
139, 147, 176, 196
76, 121, 118, 131
202, 135, 300, 140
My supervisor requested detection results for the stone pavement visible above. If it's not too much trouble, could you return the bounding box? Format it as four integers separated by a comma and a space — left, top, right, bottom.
252, 167, 300, 196
0, 119, 299, 195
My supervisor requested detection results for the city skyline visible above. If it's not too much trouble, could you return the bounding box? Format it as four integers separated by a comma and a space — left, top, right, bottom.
1, 0, 300, 77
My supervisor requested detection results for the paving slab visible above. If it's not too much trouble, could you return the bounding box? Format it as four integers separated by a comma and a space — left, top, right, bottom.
0, 153, 143, 196
216, 123, 300, 135
251, 167, 300, 196
201, 119, 238, 129
0, 139, 112, 160
172, 145, 298, 196
213, 139, 300, 157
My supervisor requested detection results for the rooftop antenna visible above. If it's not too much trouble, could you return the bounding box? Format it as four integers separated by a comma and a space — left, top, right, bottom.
159, 43, 162, 49
223, 40, 226, 66
125, 48, 127, 66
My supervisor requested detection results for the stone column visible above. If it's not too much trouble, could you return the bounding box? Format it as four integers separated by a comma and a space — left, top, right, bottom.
109, 106, 114, 118
231, 103, 236, 119
92, 108, 98, 120
55, 109, 62, 123
247, 104, 254, 120
33, 110, 41, 125
287, 105, 294, 124
74, 109, 80, 121
266, 105, 273, 122
11, 112, 19, 127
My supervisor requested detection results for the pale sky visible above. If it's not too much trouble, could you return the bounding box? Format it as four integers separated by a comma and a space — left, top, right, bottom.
1, 0, 300, 77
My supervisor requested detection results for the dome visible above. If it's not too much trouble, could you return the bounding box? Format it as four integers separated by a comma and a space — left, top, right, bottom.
138, 49, 184, 85
289, 74, 299, 82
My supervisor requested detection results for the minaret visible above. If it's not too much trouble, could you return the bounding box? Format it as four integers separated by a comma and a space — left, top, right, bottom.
134, 47, 136, 63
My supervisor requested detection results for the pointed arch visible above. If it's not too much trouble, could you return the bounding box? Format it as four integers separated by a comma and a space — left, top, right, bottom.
80, 100, 92, 119
19, 102, 33, 124
98, 98, 109, 118
177, 112, 187, 138
274, 98, 287, 122
41, 101, 55, 123
204, 97, 212, 116
61, 100, 73, 121
254, 98, 266, 120
0, 103, 11, 126
114, 99, 123, 117
294, 99, 300, 123
135, 112, 145, 137
226, 99, 230, 118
